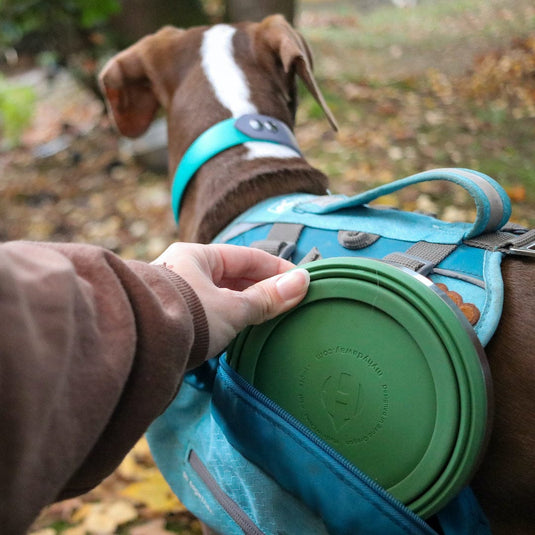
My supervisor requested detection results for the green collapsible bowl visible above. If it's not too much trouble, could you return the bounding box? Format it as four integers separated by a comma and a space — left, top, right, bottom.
227, 257, 492, 519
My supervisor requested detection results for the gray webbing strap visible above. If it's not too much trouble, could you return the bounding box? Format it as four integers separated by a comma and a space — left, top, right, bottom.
384, 242, 458, 276
464, 228, 535, 257
218, 222, 265, 244
250, 223, 304, 260
298, 247, 322, 265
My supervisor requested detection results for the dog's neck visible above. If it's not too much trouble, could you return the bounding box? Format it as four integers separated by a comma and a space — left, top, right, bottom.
175, 147, 328, 243
166, 23, 330, 243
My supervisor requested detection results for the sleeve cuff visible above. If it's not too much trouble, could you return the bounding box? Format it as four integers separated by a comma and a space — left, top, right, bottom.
156, 266, 210, 367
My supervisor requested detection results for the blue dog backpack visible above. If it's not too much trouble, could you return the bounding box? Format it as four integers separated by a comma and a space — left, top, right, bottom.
147, 167, 535, 534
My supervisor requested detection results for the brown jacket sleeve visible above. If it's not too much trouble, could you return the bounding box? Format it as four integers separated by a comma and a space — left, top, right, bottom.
0, 241, 209, 535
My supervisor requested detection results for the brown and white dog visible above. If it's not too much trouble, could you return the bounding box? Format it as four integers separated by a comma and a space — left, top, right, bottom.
99, 15, 535, 535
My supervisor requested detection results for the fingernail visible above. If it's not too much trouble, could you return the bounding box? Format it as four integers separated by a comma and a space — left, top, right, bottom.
276, 269, 310, 301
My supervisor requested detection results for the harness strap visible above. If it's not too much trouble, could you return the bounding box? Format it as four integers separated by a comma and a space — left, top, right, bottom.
384, 242, 458, 276
297, 168, 511, 240
250, 223, 304, 260
298, 247, 322, 265
464, 228, 535, 257
218, 222, 265, 244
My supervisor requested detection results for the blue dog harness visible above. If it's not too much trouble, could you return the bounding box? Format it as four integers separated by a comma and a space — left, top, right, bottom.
149, 115, 535, 535
215, 167, 532, 346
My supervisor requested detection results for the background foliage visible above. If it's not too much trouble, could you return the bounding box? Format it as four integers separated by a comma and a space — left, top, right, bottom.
0, 73, 35, 146
0, 0, 120, 49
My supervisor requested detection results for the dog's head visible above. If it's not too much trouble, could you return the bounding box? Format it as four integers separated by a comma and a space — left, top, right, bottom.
99, 15, 337, 242
99, 15, 337, 169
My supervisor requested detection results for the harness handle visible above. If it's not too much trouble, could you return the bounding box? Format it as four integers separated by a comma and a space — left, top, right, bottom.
297, 168, 511, 239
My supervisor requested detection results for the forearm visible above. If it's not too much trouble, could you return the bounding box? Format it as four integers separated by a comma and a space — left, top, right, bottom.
0, 241, 207, 534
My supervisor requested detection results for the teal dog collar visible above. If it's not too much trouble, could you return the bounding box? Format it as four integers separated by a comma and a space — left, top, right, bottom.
171, 114, 302, 222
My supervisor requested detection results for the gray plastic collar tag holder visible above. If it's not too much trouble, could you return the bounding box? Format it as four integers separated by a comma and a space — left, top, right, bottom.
234, 114, 302, 156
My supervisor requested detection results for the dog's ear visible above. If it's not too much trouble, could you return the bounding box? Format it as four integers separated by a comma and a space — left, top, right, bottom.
99, 26, 185, 138
258, 15, 338, 132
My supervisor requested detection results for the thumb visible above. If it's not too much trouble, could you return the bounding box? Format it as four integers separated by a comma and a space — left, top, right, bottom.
241, 268, 310, 326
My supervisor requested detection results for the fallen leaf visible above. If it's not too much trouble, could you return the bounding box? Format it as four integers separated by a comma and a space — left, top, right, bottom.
442, 206, 470, 223
73, 501, 138, 534
117, 437, 160, 482
120, 471, 185, 514
415, 194, 438, 215
71, 503, 92, 524
130, 518, 175, 535
117, 455, 159, 482
43, 497, 84, 522
506, 185, 527, 203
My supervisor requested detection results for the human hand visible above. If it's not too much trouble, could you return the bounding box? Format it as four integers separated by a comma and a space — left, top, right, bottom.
152, 243, 310, 358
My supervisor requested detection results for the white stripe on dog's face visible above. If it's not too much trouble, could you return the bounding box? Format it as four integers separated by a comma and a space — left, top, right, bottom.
201, 24, 300, 160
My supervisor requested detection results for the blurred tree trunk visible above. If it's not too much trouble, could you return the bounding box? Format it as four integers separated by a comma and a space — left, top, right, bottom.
111, 0, 210, 46
225, 0, 296, 24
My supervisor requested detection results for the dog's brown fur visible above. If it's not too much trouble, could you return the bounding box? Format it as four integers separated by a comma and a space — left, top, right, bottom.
99, 16, 535, 534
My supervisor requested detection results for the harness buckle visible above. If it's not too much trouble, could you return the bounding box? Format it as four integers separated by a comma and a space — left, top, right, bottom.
505, 228, 535, 257
414, 258, 438, 276
278, 242, 296, 260
508, 241, 535, 257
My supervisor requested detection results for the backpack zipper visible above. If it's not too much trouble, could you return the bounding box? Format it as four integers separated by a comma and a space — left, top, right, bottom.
188, 449, 265, 535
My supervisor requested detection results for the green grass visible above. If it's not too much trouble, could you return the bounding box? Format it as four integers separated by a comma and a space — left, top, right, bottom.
300, 0, 535, 82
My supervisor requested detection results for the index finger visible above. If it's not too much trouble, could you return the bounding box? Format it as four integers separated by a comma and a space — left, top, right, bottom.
207, 244, 296, 285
